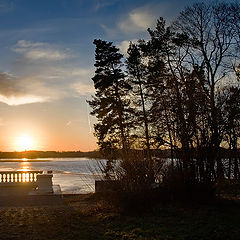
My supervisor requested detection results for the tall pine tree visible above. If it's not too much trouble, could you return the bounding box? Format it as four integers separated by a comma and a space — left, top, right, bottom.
126, 42, 151, 159
88, 39, 133, 160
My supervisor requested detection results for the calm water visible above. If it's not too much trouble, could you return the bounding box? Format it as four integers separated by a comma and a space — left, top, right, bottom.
0, 158, 106, 194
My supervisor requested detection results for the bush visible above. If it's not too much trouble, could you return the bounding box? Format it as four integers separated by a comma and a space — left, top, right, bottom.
100, 153, 217, 212
161, 166, 216, 202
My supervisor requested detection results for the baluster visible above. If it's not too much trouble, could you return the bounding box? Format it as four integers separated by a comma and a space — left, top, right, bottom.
23, 173, 26, 182
7, 174, 10, 183
15, 173, 18, 182
30, 173, 33, 182
26, 173, 29, 182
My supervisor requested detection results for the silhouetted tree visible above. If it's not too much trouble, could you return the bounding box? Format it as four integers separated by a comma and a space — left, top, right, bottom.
221, 86, 240, 180
173, 2, 240, 180
89, 1, 240, 193
88, 39, 133, 160
126, 42, 151, 159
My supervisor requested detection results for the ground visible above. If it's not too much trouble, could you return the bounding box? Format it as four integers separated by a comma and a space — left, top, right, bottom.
0, 194, 239, 240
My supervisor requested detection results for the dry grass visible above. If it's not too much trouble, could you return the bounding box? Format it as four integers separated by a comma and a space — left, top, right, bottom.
0, 194, 239, 240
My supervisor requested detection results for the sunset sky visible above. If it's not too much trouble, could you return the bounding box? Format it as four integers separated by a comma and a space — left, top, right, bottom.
0, 0, 196, 152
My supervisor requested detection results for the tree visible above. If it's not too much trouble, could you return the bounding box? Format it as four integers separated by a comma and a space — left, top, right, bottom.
221, 86, 240, 180
126, 42, 151, 160
173, 2, 240, 179
89, 1, 240, 192
143, 2, 240, 182
88, 39, 133, 160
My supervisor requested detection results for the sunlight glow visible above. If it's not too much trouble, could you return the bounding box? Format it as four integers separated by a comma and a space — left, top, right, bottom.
15, 134, 34, 151
20, 161, 30, 171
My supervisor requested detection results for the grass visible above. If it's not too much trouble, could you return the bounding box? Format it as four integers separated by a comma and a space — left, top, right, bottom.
0, 194, 239, 240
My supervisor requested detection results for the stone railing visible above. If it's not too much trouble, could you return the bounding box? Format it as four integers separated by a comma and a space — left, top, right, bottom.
0, 170, 56, 195
0, 170, 43, 185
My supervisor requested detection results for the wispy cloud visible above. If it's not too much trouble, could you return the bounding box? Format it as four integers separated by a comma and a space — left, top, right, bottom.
71, 68, 95, 95
72, 81, 94, 95
0, 94, 47, 106
102, 1, 181, 38
118, 5, 157, 34
101, 3, 159, 37
13, 40, 69, 61
0, 39, 94, 106
72, 68, 92, 77
0, 72, 49, 105
93, 0, 119, 11
0, 68, 94, 106
66, 119, 81, 127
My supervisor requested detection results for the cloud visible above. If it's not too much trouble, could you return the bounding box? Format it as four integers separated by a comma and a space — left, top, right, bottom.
66, 120, 81, 127
0, 66, 95, 105
16, 40, 45, 48
72, 82, 94, 95
93, 0, 119, 11
71, 68, 95, 95
116, 39, 138, 55
25, 49, 67, 61
102, 1, 181, 38
0, 40, 95, 106
118, 6, 157, 34
0, 95, 47, 106
100, 24, 118, 38
72, 68, 93, 77
0, 72, 49, 105
13, 40, 69, 61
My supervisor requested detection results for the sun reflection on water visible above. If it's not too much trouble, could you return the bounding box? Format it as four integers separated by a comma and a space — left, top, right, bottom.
19, 161, 30, 172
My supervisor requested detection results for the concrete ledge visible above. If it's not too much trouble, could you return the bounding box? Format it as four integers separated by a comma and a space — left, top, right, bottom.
0, 184, 36, 196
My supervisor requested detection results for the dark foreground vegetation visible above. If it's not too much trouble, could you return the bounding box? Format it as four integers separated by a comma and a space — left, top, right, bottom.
0, 194, 240, 240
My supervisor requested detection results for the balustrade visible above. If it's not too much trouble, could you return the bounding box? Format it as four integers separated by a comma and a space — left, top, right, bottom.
0, 171, 43, 184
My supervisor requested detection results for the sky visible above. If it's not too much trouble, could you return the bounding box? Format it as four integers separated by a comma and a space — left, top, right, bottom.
0, 0, 197, 152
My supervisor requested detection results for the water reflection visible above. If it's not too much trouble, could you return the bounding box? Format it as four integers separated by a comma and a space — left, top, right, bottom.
19, 161, 30, 171
0, 158, 104, 193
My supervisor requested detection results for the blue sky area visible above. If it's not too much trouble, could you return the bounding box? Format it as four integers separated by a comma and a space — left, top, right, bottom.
0, 0, 198, 151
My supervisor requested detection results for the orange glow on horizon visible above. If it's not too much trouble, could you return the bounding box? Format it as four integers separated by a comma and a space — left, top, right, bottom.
1, 124, 98, 152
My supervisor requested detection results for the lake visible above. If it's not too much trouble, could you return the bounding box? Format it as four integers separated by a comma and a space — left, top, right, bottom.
0, 158, 106, 194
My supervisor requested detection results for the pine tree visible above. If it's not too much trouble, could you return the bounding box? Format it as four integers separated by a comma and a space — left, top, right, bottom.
88, 39, 133, 160
126, 42, 151, 159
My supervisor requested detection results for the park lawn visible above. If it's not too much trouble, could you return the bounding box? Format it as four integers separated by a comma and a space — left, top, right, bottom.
0, 195, 239, 240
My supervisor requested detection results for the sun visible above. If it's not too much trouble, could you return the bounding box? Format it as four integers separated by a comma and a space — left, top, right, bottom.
15, 134, 34, 151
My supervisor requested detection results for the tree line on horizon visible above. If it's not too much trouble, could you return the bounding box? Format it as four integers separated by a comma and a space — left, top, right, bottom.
88, 1, 240, 190
0, 150, 101, 159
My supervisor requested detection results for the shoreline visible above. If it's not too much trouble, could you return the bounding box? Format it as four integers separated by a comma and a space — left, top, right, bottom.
0, 159, 50, 162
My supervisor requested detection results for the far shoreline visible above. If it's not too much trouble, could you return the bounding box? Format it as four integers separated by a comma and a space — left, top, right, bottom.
0, 150, 102, 159
0, 159, 51, 162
